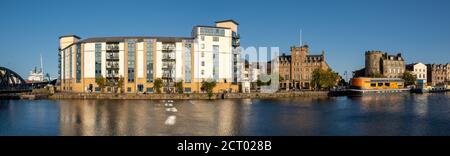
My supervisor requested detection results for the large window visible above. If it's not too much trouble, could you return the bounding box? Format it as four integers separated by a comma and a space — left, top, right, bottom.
213, 45, 219, 80
61, 50, 64, 82
69, 47, 72, 80
95, 43, 102, 77
128, 40, 136, 83
185, 43, 192, 83
199, 27, 225, 36
146, 39, 154, 83
76, 44, 81, 83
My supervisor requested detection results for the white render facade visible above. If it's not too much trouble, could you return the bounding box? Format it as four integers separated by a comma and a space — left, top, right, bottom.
58, 20, 241, 93
407, 62, 427, 83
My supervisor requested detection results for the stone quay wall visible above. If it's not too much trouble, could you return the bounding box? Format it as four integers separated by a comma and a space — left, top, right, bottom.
48, 91, 329, 100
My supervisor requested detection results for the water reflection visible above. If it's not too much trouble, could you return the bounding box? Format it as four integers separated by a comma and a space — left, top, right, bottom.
1, 93, 450, 136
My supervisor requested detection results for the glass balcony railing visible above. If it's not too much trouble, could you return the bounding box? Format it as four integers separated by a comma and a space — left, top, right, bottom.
106, 63, 119, 69
106, 54, 119, 60
162, 44, 176, 51
107, 73, 120, 78
106, 45, 119, 51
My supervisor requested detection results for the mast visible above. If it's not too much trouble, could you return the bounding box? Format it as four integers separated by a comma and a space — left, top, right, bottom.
40, 54, 44, 81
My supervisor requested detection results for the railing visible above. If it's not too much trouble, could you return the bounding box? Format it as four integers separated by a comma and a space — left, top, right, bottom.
232, 32, 240, 39
106, 45, 119, 51
232, 40, 240, 47
106, 54, 119, 60
162, 45, 176, 51
107, 73, 120, 77
106, 63, 119, 69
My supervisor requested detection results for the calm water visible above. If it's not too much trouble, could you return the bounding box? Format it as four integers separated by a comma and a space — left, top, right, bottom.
1, 93, 450, 136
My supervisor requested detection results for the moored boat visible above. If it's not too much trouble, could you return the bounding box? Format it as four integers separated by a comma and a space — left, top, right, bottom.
348, 77, 409, 96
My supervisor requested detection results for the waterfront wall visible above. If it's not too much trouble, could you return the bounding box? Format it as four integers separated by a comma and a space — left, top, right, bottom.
48, 91, 329, 100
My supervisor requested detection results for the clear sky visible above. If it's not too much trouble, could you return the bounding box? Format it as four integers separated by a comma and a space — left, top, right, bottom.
1, 0, 449, 79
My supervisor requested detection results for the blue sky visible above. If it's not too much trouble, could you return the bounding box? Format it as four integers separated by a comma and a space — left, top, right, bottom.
1, 0, 449, 79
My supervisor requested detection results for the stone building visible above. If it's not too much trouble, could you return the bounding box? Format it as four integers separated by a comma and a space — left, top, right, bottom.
355, 51, 405, 78
426, 64, 450, 86
278, 54, 292, 89
276, 45, 330, 90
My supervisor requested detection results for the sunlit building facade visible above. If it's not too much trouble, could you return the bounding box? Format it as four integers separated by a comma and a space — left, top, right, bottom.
58, 20, 240, 93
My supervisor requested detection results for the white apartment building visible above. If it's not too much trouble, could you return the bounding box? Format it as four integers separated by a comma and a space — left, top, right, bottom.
58, 20, 241, 93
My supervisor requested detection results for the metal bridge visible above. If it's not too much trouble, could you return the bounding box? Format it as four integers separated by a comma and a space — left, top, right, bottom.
0, 66, 31, 93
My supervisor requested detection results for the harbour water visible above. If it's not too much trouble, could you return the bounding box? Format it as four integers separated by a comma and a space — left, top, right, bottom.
0, 93, 449, 136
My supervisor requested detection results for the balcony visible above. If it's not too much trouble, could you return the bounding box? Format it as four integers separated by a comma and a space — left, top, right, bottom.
162, 45, 176, 52
106, 63, 119, 69
232, 40, 240, 47
162, 56, 176, 62
162, 74, 174, 79
106, 73, 120, 78
232, 32, 240, 39
106, 55, 119, 61
106, 45, 119, 51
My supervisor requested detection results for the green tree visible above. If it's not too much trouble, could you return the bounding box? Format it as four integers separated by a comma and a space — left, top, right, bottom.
154, 78, 163, 93
175, 80, 184, 94
117, 76, 125, 93
311, 68, 339, 90
402, 71, 417, 86
201, 79, 217, 98
95, 76, 107, 93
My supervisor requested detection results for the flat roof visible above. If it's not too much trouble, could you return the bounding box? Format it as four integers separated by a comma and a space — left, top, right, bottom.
215, 19, 239, 25
59, 35, 81, 39
194, 25, 231, 29
78, 36, 193, 43
60, 36, 194, 51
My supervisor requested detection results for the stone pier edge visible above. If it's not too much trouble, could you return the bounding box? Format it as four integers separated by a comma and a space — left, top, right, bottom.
48, 91, 329, 100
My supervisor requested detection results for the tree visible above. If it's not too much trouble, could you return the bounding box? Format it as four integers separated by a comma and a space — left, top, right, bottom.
175, 80, 184, 94
402, 71, 417, 86
201, 79, 217, 98
311, 68, 339, 90
117, 76, 125, 93
95, 76, 107, 93
368, 72, 385, 78
154, 78, 163, 93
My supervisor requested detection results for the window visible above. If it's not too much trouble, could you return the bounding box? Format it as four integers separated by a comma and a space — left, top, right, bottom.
95, 43, 102, 77
68, 48, 73, 80
201, 44, 205, 49
370, 83, 376, 87
201, 52, 205, 57
201, 61, 205, 66
184, 88, 191, 93
201, 70, 204, 75
76, 44, 81, 83
213, 37, 219, 42
127, 87, 132, 93
147, 88, 153, 93
199, 27, 225, 36
128, 40, 136, 83
213, 45, 219, 80
146, 39, 154, 82
385, 83, 390, 87
201, 36, 205, 41
185, 43, 192, 83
